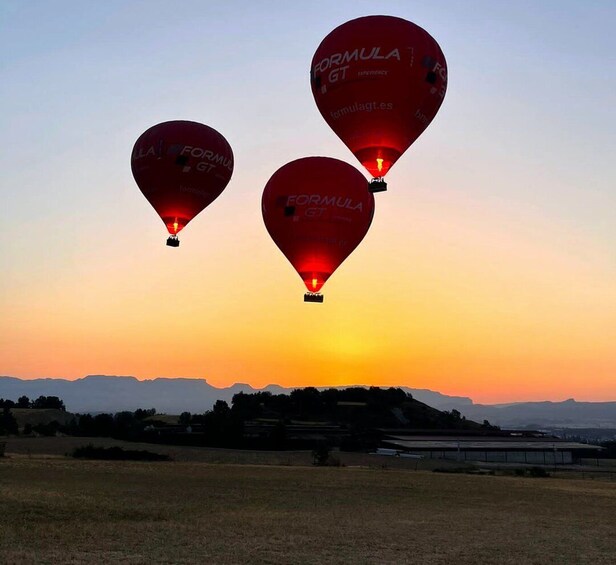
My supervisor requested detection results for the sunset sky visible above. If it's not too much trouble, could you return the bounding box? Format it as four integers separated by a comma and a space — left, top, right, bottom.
1, 0, 614, 403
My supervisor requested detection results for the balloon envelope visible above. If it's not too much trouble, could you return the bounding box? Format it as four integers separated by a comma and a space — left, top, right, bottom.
310, 15, 447, 177
131, 120, 233, 236
262, 157, 375, 294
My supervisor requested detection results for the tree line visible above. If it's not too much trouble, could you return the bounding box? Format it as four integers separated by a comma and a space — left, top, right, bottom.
1, 387, 492, 450
0, 395, 66, 410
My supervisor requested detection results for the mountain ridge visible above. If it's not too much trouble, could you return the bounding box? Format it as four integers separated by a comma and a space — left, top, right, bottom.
1, 375, 614, 428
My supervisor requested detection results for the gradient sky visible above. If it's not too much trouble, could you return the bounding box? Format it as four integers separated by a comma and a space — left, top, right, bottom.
1, 0, 614, 403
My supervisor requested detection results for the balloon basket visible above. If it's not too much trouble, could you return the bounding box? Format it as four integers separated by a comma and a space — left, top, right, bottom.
304, 292, 324, 303
369, 178, 387, 193
166, 236, 180, 247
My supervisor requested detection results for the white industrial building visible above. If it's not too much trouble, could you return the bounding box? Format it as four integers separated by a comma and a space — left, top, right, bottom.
380, 431, 603, 465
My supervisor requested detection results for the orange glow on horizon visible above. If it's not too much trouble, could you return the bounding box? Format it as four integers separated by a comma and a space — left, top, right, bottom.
1, 156, 614, 405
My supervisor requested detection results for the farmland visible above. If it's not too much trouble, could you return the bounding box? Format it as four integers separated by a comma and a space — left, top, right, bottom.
1, 440, 615, 564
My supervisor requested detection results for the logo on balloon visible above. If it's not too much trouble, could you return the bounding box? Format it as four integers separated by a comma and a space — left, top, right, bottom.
313, 47, 401, 84
132, 145, 157, 160
168, 145, 233, 173
286, 194, 364, 212
330, 101, 393, 120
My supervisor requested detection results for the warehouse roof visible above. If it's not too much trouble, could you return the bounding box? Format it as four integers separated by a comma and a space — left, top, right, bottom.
387, 434, 574, 443
383, 439, 602, 451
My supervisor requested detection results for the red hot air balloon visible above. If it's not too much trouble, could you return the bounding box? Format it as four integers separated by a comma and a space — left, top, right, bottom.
131, 120, 233, 246
262, 157, 375, 302
310, 15, 447, 192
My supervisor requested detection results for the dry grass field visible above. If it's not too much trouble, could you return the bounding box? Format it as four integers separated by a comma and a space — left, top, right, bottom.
1, 442, 615, 565
3, 436, 458, 469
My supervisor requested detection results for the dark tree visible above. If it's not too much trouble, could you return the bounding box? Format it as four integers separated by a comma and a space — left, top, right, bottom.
290, 387, 322, 417
79, 413, 115, 436
0, 408, 19, 435
33, 420, 61, 436
213, 400, 230, 415
202, 400, 243, 447
17, 396, 31, 408
114, 411, 145, 439
32, 396, 66, 411
134, 408, 157, 420
600, 441, 616, 458
232, 391, 273, 420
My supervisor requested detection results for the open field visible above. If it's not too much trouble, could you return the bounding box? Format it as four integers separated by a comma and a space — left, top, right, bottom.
2, 436, 454, 470
5, 436, 616, 478
1, 447, 615, 564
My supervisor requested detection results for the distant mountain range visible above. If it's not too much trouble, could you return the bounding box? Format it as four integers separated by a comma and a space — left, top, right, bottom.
1, 375, 614, 429
459, 399, 616, 429
0, 375, 472, 413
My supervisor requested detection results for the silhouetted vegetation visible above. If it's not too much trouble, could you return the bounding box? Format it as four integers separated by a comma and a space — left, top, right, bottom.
31, 421, 62, 437
134, 408, 157, 420
231, 386, 488, 429
599, 441, 616, 458
3, 388, 495, 452
65, 411, 155, 440
0, 395, 66, 411
34, 396, 66, 410
17, 396, 31, 408
231, 387, 412, 426
0, 408, 18, 435
179, 411, 192, 426
192, 400, 244, 447
72, 444, 171, 461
